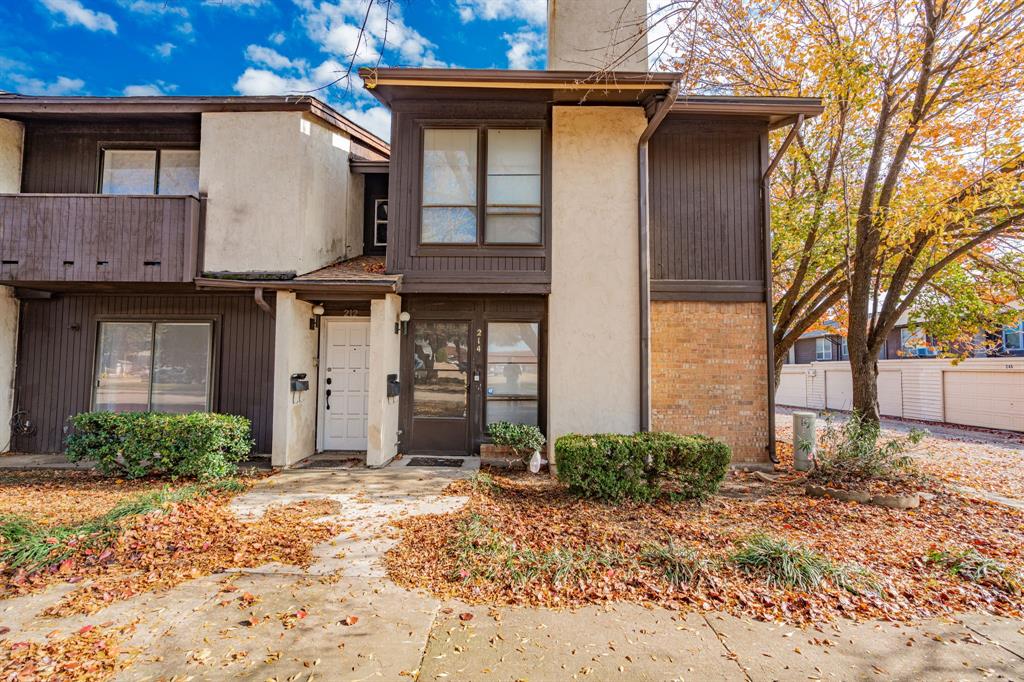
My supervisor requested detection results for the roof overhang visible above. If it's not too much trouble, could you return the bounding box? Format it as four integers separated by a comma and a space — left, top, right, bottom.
195, 276, 399, 298
670, 96, 824, 129
360, 67, 680, 106
0, 94, 390, 158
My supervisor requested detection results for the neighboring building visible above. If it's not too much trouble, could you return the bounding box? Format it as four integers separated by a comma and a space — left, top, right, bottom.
0, 1, 824, 468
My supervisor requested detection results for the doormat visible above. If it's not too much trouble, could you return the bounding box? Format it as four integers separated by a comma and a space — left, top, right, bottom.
407, 457, 464, 468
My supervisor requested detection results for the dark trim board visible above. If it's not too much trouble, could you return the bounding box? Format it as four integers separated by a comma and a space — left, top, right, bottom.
650, 279, 766, 302
12, 292, 276, 453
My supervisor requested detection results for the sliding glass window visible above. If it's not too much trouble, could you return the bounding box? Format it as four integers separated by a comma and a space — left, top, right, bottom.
100, 148, 200, 195
485, 322, 540, 426
94, 321, 213, 413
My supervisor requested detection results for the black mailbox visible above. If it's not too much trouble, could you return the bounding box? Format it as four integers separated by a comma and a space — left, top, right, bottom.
386, 373, 400, 397
290, 372, 309, 392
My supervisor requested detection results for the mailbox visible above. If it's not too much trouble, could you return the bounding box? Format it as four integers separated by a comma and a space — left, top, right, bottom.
386, 373, 400, 398
290, 372, 309, 392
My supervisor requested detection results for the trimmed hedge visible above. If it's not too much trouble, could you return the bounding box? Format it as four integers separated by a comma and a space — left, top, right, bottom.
65, 412, 253, 480
555, 432, 731, 502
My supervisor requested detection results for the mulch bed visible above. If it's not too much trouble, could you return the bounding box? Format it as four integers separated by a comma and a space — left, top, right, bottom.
385, 471, 1024, 624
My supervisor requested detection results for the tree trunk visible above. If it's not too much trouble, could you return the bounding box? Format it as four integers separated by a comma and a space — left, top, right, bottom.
773, 350, 786, 392
849, 347, 880, 423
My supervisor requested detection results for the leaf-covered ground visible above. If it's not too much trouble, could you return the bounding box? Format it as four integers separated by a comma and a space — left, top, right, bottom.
385, 471, 1024, 624
0, 471, 190, 527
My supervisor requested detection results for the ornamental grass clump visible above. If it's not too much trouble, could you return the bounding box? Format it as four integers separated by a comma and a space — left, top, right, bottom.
641, 539, 715, 587
809, 412, 925, 486
730, 533, 880, 595
927, 548, 1022, 595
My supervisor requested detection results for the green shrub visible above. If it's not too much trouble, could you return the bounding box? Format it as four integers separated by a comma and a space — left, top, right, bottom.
65, 412, 253, 480
927, 548, 1022, 595
554, 432, 731, 502
730, 533, 880, 595
810, 411, 925, 485
488, 421, 545, 455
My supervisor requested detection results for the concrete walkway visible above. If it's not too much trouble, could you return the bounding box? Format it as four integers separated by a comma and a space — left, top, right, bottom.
2, 464, 1022, 680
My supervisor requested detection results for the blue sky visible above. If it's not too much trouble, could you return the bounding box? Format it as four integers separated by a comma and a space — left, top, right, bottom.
0, 0, 548, 139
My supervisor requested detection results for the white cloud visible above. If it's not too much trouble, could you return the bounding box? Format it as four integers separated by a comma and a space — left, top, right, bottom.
127, 0, 187, 18
503, 29, 544, 69
39, 0, 118, 33
245, 44, 306, 71
154, 41, 176, 58
123, 81, 176, 96
10, 74, 85, 96
341, 105, 391, 141
234, 68, 309, 95
202, 0, 265, 8
300, 0, 446, 69
268, 31, 286, 45
177, 21, 193, 34
456, 0, 546, 25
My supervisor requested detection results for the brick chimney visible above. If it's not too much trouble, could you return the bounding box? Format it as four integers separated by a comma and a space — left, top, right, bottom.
547, 0, 649, 72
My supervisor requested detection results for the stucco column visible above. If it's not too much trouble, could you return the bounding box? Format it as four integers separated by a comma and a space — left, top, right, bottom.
0, 119, 24, 451
366, 293, 401, 467
271, 291, 319, 467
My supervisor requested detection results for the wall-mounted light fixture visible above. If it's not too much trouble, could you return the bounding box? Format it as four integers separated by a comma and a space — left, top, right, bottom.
397, 311, 411, 336
312, 303, 326, 316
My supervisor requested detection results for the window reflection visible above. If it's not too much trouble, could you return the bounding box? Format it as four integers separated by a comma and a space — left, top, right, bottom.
413, 321, 469, 418
486, 322, 539, 426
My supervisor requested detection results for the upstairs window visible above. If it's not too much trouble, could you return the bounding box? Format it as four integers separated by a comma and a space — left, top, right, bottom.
374, 199, 389, 246
420, 126, 543, 246
1004, 322, 1024, 351
101, 148, 200, 196
900, 328, 937, 357
815, 337, 833, 361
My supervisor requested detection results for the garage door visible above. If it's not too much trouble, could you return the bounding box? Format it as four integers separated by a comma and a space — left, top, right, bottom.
943, 371, 1023, 432
775, 371, 806, 407
825, 370, 853, 411
878, 371, 903, 418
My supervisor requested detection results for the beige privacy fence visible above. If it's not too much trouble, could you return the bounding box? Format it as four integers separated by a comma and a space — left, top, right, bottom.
776, 358, 1023, 432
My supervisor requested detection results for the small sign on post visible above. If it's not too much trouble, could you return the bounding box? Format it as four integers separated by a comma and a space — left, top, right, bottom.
793, 411, 816, 471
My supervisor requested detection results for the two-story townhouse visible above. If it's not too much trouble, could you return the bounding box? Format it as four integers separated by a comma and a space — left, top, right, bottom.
0, 96, 392, 466
0, 0, 825, 470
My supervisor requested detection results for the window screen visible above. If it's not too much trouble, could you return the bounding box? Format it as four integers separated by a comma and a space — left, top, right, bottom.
421, 129, 478, 244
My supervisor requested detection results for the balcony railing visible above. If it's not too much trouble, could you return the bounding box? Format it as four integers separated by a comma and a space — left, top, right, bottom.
0, 194, 201, 283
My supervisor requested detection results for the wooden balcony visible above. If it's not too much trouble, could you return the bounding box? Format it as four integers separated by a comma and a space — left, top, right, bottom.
0, 194, 201, 284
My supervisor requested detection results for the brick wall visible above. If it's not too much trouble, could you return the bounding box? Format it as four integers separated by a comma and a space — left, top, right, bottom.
651, 301, 770, 464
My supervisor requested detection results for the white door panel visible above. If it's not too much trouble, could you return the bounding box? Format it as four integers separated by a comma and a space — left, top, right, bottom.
321, 318, 371, 451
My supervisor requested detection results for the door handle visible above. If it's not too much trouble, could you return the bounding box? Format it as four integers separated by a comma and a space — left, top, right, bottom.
325, 388, 332, 410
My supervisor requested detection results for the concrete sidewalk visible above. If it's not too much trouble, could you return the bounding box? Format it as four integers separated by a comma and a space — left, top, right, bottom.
1, 464, 1021, 681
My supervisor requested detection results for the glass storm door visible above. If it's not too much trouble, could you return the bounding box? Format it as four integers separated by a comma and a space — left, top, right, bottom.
407, 320, 472, 454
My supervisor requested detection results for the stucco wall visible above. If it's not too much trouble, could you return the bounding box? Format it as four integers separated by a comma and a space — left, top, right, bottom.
547, 107, 645, 452
0, 287, 17, 451
367, 294, 401, 466
547, 0, 648, 71
200, 111, 361, 275
272, 292, 319, 467
0, 119, 24, 193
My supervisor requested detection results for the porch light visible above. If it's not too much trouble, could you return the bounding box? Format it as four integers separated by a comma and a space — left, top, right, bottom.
397, 311, 411, 335
312, 304, 326, 316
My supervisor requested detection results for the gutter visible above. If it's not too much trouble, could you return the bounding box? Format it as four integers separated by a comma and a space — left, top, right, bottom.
638, 80, 681, 432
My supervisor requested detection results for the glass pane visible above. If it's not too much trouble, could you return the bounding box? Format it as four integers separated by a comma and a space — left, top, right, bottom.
94, 322, 152, 412
158, 150, 200, 195
486, 400, 538, 427
101, 150, 156, 195
487, 322, 539, 398
422, 207, 477, 244
375, 200, 388, 222
486, 212, 542, 244
151, 322, 212, 413
422, 129, 477, 205
413, 322, 469, 418
487, 129, 541, 205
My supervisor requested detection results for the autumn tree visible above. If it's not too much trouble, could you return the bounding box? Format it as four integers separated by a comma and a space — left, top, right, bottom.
666, 0, 1024, 421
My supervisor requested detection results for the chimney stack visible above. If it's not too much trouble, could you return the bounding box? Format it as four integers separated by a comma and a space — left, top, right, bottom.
546, 0, 650, 72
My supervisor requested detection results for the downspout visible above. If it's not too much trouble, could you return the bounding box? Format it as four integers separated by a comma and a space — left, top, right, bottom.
254, 287, 274, 318
760, 113, 804, 464
638, 80, 681, 432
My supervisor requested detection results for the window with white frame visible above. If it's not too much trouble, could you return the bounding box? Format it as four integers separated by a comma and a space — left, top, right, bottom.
840, 337, 848, 360
900, 328, 936, 356
815, 337, 833, 361
373, 199, 388, 246
1004, 322, 1024, 351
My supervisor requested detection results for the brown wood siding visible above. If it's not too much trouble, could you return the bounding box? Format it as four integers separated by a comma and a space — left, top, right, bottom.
0, 194, 199, 283
21, 119, 201, 194
387, 100, 549, 292
649, 118, 766, 291
12, 292, 275, 453
793, 337, 817, 364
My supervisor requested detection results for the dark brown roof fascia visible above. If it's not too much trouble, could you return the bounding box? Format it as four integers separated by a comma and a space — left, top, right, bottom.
0, 95, 390, 158
350, 159, 390, 174
670, 96, 824, 128
195, 276, 397, 296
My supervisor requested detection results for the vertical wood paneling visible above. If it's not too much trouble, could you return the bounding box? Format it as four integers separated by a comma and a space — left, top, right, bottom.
649, 118, 766, 282
12, 293, 275, 453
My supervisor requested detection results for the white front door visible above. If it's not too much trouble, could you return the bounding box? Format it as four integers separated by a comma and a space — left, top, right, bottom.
319, 317, 371, 451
